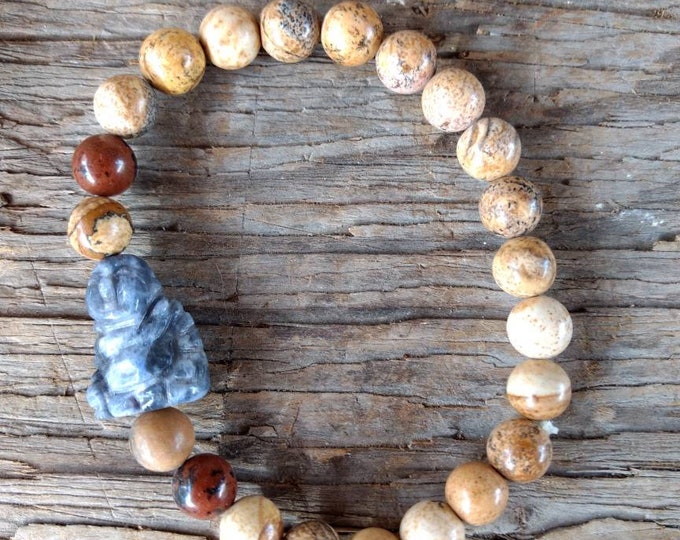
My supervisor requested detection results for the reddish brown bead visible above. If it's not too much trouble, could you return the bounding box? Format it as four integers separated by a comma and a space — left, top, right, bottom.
72, 134, 137, 196
173, 453, 237, 519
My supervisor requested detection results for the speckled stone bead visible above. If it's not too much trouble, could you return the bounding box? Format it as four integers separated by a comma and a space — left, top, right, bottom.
220, 495, 284, 540
479, 176, 542, 238
351, 528, 399, 540
492, 236, 557, 298
506, 295, 573, 359
173, 453, 237, 519
200, 5, 261, 70
399, 500, 465, 540
67, 197, 133, 260
375, 30, 437, 94
486, 418, 552, 483
260, 0, 320, 63
129, 407, 194, 472
285, 520, 339, 540
444, 461, 508, 526
507, 359, 572, 420
93, 75, 157, 138
72, 134, 136, 196
457, 117, 521, 181
422, 67, 486, 132
139, 28, 206, 95
321, 1, 384, 67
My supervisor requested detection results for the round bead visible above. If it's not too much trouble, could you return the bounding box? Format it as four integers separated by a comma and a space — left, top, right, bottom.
422, 67, 485, 132
285, 520, 338, 540
260, 0, 320, 63
93, 75, 157, 138
129, 407, 195, 472
321, 1, 383, 67
457, 117, 521, 181
139, 28, 206, 95
172, 453, 237, 519
444, 461, 509, 526
506, 295, 573, 359
200, 5, 261, 70
220, 495, 284, 540
67, 197, 133, 260
492, 236, 557, 298
507, 359, 572, 420
486, 418, 552, 483
399, 500, 465, 540
351, 529, 399, 540
375, 30, 437, 94
72, 134, 136, 196
479, 176, 542, 238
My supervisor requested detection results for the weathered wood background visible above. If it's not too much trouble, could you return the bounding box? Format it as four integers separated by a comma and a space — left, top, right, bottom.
1, 0, 680, 539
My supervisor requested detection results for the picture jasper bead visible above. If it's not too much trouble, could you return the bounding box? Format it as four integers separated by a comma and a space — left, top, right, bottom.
200, 5, 261, 70
72, 134, 136, 196
351, 529, 399, 540
375, 30, 437, 94
67, 197, 133, 260
285, 520, 339, 540
486, 418, 552, 483
507, 359, 572, 420
444, 461, 509, 526
479, 176, 542, 237
93, 74, 157, 138
172, 453, 237, 519
457, 117, 521, 181
422, 67, 486, 132
260, 0, 320, 63
400, 500, 465, 540
139, 28, 206, 95
322, 1, 384, 67
219, 495, 284, 540
492, 236, 557, 298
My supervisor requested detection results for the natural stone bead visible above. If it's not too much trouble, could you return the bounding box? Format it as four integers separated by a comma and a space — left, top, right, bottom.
220, 495, 284, 540
285, 520, 338, 540
399, 500, 465, 540
321, 1, 383, 67
93, 75, 157, 138
67, 197, 133, 260
479, 176, 542, 238
200, 5, 261, 70
457, 118, 521, 181
260, 0, 320, 63
422, 67, 485, 132
486, 418, 552, 483
375, 30, 436, 94
139, 28, 206, 95
173, 453, 237, 519
492, 236, 557, 298
507, 359, 572, 420
506, 295, 573, 359
72, 134, 136, 196
351, 528, 399, 540
129, 407, 194, 472
444, 461, 508, 526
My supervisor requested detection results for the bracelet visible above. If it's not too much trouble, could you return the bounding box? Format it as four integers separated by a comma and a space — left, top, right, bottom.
67, 1, 574, 539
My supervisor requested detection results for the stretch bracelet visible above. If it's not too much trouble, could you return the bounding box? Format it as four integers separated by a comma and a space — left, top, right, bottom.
66, 1, 574, 539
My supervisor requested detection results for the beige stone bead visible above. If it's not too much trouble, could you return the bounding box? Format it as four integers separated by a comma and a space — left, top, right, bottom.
285, 520, 338, 540
375, 30, 437, 94
492, 236, 557, 298
67, 197, 133, 260
506, 295, 573, 359
479, 176, 542, 238
93, 74, 157, 138
444, 461, 508, 526
399, 500, 465, 540
422, 67, 485, 132
260, 0, 320, 63
321, 1, 383, 67
351, 528, 399, 540
457, 118, 521, 181
220, 495, 284, 540
200, 5, 261, 70
507, 359, 572, 420
139, 28, 206, 95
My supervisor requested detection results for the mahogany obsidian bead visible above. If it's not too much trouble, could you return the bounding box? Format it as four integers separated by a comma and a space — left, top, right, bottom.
72, 134, 137, 196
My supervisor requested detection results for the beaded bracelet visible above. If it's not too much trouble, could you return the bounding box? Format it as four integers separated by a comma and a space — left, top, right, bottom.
67, 1, 574, 539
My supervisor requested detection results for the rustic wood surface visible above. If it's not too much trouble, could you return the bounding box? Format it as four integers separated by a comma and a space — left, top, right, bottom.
1, 0, 680, 539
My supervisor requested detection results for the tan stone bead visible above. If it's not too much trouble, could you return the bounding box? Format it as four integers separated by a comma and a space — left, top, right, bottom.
399, 500, 465, 540
220, 495, 284, 540
375, 30, 437, 94
486, 418, 552, 483
507, 359, 572, 420
67, 197, 133, 260
93, 75, 157, 138
422, 67, 485, 132
321, 1, 383, 67
506, 295, 573, 359
444, 461, 509, 526
129, 407, 195, 472
351, 528, 399, 540
139, 28, 206, 95
479, 176, 542, 238
457, 118, 521, 181
200, 5, 261, 70
260, 0, 320, 63
285, 520, 338, 540
492, 236, 557, 298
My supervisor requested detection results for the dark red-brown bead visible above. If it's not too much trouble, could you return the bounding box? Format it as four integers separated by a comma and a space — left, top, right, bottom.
172, 453, 237, 520
72, 134, 137, 196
